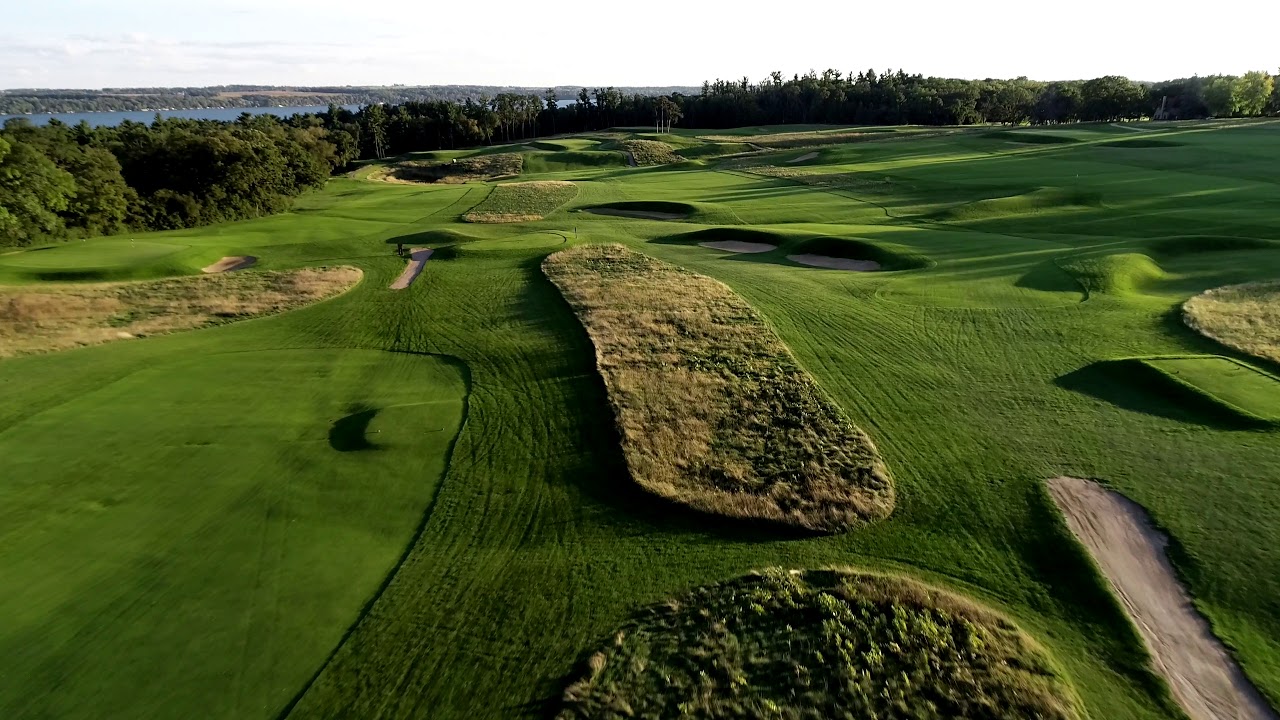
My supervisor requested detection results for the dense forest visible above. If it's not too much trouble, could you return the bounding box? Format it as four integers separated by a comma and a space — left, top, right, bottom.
2, 69, 1276, 247
0, 85, 697, 115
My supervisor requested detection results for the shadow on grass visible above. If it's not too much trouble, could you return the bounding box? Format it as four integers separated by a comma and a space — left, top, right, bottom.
1055, 359, 1260, 430
328, 405, 379, 452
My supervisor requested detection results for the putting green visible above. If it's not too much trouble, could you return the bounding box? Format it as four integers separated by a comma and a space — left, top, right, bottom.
0, 348, 467, 719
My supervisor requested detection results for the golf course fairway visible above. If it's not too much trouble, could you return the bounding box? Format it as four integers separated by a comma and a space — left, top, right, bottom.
3, 118, 1280, 720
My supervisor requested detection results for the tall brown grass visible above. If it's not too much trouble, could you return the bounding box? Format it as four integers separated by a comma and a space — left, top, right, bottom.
543, 244, 892, 532
0, 266, 361, 357
1184, 281, 1280, 364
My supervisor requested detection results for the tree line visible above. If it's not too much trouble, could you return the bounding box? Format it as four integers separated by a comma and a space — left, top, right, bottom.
1, 113, 352, 246
0, 85, 697, 116
3, 69, 1276, 247
324, 69, 1279, 160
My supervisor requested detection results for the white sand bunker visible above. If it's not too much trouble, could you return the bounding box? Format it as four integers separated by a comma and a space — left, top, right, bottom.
1047, 477, 1278, 720
699, 241, 776, 254
788, 151, 819, 163
787, 254, 881, 271
202, 256, 257, 273
585, 208, 684, 220
389, 248, 433, 290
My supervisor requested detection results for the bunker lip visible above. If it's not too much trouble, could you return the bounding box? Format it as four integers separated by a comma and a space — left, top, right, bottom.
788, 254, 882, 271
788, 151, 819, 163
1046, 477, 1279, 720
583, 208, 685, 220
389, 248, 433, 290
699, 240, 776, 254
202, 256, 257, 273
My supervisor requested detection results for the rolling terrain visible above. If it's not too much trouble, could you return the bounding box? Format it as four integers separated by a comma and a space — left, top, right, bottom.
2, 119, 1280, 719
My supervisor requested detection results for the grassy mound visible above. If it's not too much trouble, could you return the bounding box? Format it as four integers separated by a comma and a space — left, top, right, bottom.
521, 151, 627, 173
985, 131, 1080, 145
558, 568, 1081, 720
543, 245, 892, 532
619, 139, 681, 165
0, 266, 362, 357
1098, 138, 1184, 149
583, 201, 694, 220
661, 227, 786, 247
1185, 281, 1280, 364
1133, 356, 1280, 426
375, 153, 522, 184
462, 181, 577, 223
0, 239, 194, 282
1150, 235, 1280, 257
938, 188, 1102, 221
675, 142, 752, 160
791, 236, 930, 271
1059, 253, 1166, 296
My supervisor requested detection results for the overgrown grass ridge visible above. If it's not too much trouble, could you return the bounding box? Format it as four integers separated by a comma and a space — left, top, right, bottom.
0, 266, 361, 356
1185, 281, 1280, 364
462, 181, 577, 223
544, 244, 891, 532
559, 569, 1081, 720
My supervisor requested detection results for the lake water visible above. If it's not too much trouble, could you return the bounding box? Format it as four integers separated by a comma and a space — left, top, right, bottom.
0, 104, 362, 128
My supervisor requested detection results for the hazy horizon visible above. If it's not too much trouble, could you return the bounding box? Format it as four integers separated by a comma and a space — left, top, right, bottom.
3, 0, 1275, 90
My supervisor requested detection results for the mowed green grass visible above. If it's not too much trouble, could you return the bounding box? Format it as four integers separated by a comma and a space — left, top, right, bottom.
2, 120, 1280, 719
0, 346, 466, 719
1142, 356, 1280, 422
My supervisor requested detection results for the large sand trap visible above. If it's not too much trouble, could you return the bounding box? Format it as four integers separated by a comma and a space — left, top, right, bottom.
389, 248, 433, 290
1047, 477, 1278, 720
202, 256, 257, 273
788, 151, 819, 163
699, 241, 776, 254
585, 208, 684, 220
787, 254, 881, 271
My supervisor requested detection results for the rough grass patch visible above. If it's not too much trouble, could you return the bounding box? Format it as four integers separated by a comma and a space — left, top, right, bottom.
372, 153, 523, 184
0, 266, 362, 357
620, 139, 681, 165
462, 181, 577, 223
1185, 281, 1280, 365
543, 244, 893, 532
558, 568, 1082, 720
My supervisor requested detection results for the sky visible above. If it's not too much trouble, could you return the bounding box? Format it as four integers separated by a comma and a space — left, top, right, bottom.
2, 0, 1275, 90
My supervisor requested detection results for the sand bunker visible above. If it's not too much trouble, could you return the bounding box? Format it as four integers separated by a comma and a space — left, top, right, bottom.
699, 240, 776, 254
389, 248, 433, 290
787, 254, 881, 271
585, 208, 684, 220
788, 151, 819, 163
202, 256, 257, 273
1047, 477, 1277, 720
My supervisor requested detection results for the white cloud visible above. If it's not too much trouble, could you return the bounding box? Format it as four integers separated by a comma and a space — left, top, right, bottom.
3, 0, 1276, 89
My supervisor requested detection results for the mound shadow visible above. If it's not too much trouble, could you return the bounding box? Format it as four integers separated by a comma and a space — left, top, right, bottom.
328, 406, 381, 452
1055, 359, 1262, 430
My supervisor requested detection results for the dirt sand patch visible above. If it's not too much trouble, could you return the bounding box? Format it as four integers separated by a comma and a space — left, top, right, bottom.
788, 254, 881, 271
1047, 477, 1278, 720
584, 208, 684, 221
202, 256, 257, 273
699, 240, 776, 254
788, 151, 819, 163
389, 248, 432, 290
